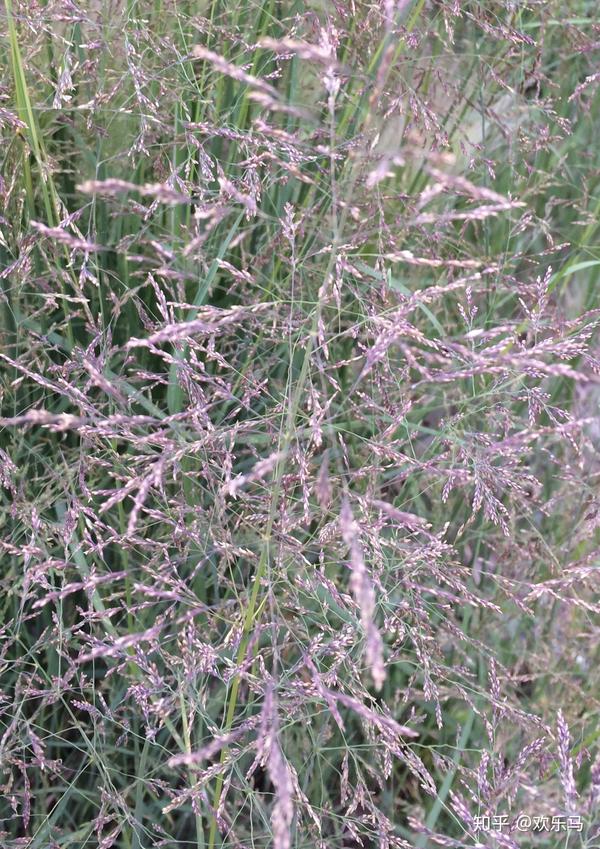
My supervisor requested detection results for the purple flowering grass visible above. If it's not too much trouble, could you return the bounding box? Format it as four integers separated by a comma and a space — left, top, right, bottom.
1, 1, 600, 847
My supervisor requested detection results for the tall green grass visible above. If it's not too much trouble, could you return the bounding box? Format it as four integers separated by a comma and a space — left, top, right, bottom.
1, 1, 600, 848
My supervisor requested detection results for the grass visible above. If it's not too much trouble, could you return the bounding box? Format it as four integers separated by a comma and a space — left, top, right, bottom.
1, 1, 600, 848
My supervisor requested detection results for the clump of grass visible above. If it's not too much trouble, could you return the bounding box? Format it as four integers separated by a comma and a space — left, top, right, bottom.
1, 1, 600, 848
